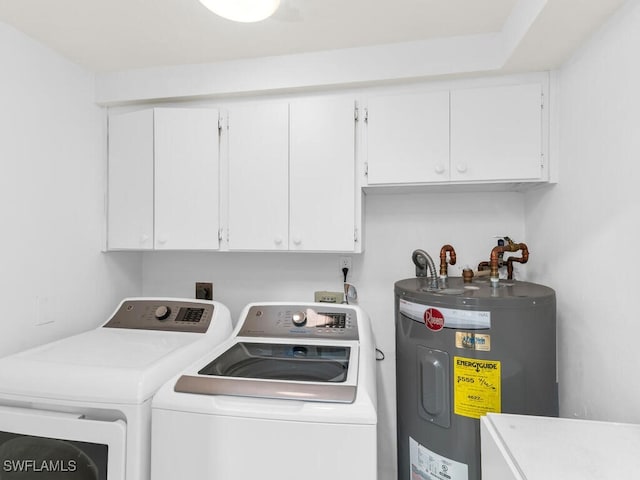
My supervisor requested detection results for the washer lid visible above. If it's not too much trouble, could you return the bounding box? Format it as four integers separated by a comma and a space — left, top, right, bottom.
175, 340, 359, 403
0, 320, 232, 405
200, 342, 350, 382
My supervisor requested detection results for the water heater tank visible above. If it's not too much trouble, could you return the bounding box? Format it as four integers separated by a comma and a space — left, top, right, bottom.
395, 277, 557, 480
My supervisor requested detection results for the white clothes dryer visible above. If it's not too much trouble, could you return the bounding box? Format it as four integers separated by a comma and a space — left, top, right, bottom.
151, 302, 377, 480
0, 298, 232, 480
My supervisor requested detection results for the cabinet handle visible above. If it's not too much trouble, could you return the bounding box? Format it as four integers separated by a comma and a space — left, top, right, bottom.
434, 164, 446, 174
456, 164, 468, 174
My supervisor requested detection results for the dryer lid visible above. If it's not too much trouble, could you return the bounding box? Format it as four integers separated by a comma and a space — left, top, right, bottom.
0, 322, 232, 404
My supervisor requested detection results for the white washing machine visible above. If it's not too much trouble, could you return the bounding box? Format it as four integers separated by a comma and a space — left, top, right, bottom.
151, 302, 378, 480
0, 297, 232, 480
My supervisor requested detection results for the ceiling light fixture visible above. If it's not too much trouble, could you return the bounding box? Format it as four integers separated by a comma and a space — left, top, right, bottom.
199, 0, 280, 23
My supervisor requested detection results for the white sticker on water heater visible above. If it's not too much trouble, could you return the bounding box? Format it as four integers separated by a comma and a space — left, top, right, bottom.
409, 436, 468, 480
399, 299, 490, 330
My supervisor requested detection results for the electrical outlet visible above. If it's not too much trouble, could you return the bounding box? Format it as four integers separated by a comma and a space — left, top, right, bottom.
195, 282, 213, 300
314, 291, 344, 303
339, 256, 352, 270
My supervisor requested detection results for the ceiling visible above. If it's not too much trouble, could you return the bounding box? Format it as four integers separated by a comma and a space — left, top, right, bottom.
0, 0, 627, 75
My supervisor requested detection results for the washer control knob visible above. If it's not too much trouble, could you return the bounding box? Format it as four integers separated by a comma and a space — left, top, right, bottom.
154, 306, 172, 321
291, 311, 307, 327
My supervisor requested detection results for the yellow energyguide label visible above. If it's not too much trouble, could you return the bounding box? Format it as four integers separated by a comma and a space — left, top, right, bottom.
454, 356, 501, 419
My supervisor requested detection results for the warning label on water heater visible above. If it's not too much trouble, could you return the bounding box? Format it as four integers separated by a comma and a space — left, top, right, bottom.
454, 356, 501, 419
409, 437, 469, 480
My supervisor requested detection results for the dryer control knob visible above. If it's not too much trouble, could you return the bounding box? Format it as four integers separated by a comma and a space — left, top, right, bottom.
291, 311, 307, 326
154, 306, 172, 321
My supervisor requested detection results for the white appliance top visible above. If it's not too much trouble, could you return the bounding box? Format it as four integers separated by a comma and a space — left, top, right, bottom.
0, 298, 233, 405
482, 413, 640, 480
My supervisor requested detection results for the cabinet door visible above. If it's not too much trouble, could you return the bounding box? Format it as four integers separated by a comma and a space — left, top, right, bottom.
154, 108, 220, 250
450, 83, 543, 182
107, 109, 154, 250
366, 91, 450, 184
227, 103, 289, 250
289, 97, 356, 252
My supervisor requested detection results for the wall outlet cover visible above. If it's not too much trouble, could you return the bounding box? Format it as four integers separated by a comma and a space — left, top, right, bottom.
314, 291, 344, 303
195, 282, 213, 300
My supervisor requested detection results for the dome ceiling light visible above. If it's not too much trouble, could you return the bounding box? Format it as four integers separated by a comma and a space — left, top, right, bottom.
199, 0, 281, 23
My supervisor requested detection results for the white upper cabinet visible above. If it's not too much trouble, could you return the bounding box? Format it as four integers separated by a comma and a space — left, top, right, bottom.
289, 97, 357, 252
227, 102, 289, 250
450, 83, 543, 182
364, 80, 547, 188
107, 108, 220, 251
154, 108, 220, 250
225, 97, 359, 252
366, 91, 450, 184
107, 109, 154, 250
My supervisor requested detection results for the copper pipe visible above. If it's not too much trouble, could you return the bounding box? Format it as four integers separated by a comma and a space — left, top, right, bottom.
474, 269, 491, 277
506, 247, 530, 279
439, 245, 457, 276
477, 261, 490, 271
490, 242, 529, 282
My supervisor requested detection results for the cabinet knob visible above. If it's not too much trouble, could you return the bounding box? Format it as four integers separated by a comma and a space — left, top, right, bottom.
157, 236, 167, 245
292, 236, 302, 246
140, 234, 150, 244
456, 164, 468, 174
274, 236, 284, 246
434, 164, 446, 174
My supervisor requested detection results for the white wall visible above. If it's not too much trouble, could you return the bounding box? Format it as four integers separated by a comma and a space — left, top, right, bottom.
142, 190, 527, 479
525, 0, 640, 423
0, 22, 142, 356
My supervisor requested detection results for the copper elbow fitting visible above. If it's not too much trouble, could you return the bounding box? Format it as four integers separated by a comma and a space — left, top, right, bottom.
490, 242, 529, 281
477, 261, 490, 271
439, 245, 457, 276
506, 245, 530, 279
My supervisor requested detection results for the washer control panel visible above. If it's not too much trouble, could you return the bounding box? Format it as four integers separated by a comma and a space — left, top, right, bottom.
103, 299, 214, 333
239, 304, 358, 340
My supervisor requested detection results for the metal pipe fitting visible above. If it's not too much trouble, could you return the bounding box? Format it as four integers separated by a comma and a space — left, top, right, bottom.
412, 249, 438, 290
439, 244, 457, 277
489, 240, 529, 284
